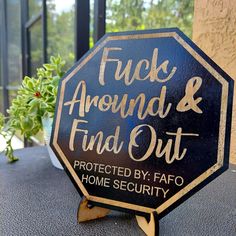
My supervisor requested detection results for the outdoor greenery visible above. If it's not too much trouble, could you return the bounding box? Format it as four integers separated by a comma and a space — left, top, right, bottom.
106, 0, 194, 37
28, 0, 75, 75
28, 0, 194, 74
47, 0, 75, 70
0, 56, 65, 162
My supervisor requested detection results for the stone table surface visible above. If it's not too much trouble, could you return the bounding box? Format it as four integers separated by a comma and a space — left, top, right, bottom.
0, 146, 235, 236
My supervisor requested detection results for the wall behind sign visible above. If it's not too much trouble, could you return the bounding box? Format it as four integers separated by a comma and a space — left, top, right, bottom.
193, 0, 236, 164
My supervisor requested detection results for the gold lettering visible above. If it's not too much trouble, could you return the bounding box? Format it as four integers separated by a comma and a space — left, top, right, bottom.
128, 124, 156, 162
64, 81, 172, 120
132, 59, 150, 81
99, 47, 122, 86
129, 125, 199, 163
102, 126, 123, 154
83, 131, 104, 153
115, 60, 132, 84
177, 77, 203, 114
69, 119, 88, 151
69, 119, 124, 155
165, 127, 199, 163
155, 139, 172, 161
144, 86, 172, 118
64, 80, 86, 116
146, 48, 177, 83
98, 47, 177, 86
98, 95, 113, 111
111, 94, 129, 118
85, 95, 99, 113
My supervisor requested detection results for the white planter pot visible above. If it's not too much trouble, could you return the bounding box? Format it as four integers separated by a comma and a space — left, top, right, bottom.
42, 115, 63, 170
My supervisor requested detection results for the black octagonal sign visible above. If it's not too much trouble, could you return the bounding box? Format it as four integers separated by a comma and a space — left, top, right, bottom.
51, 28, 234, 218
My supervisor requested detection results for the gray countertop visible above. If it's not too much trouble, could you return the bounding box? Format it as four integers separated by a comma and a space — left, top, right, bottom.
0, 146, 235, 236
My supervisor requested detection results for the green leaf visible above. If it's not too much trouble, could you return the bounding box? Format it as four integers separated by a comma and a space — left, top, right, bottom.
20, 116, 34, 131
43, 63, 56, 71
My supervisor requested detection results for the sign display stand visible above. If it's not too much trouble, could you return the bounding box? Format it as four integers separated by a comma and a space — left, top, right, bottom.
136, 212, 159, 236
51, 28, 234, 236
78, 196, 159, 236
77, 197, 110, 223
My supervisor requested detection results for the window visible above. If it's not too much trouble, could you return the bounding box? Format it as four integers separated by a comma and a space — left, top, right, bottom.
29, 0, 42, 19
7, 0, 22, 87
47, 0, 75, 70
29, 19, 43, 75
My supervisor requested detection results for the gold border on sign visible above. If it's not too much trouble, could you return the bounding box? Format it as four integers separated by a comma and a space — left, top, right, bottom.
53, 32, 229, 214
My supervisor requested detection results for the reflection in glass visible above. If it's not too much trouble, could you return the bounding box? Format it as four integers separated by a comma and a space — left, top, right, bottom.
7, 0, 22, 86
29, 0, 42, 19
29, 19, 43, 76
47, 0, 75, 70
106, 0, 194, 37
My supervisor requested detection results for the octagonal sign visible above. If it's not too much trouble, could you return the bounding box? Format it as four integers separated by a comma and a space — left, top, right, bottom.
51, 28, 233, 218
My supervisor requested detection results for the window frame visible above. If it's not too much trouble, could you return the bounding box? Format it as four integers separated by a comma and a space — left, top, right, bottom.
0, 0, 102, 147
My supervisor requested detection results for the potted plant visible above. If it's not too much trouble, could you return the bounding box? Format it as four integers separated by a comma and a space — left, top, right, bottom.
0, 55, 66, 169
